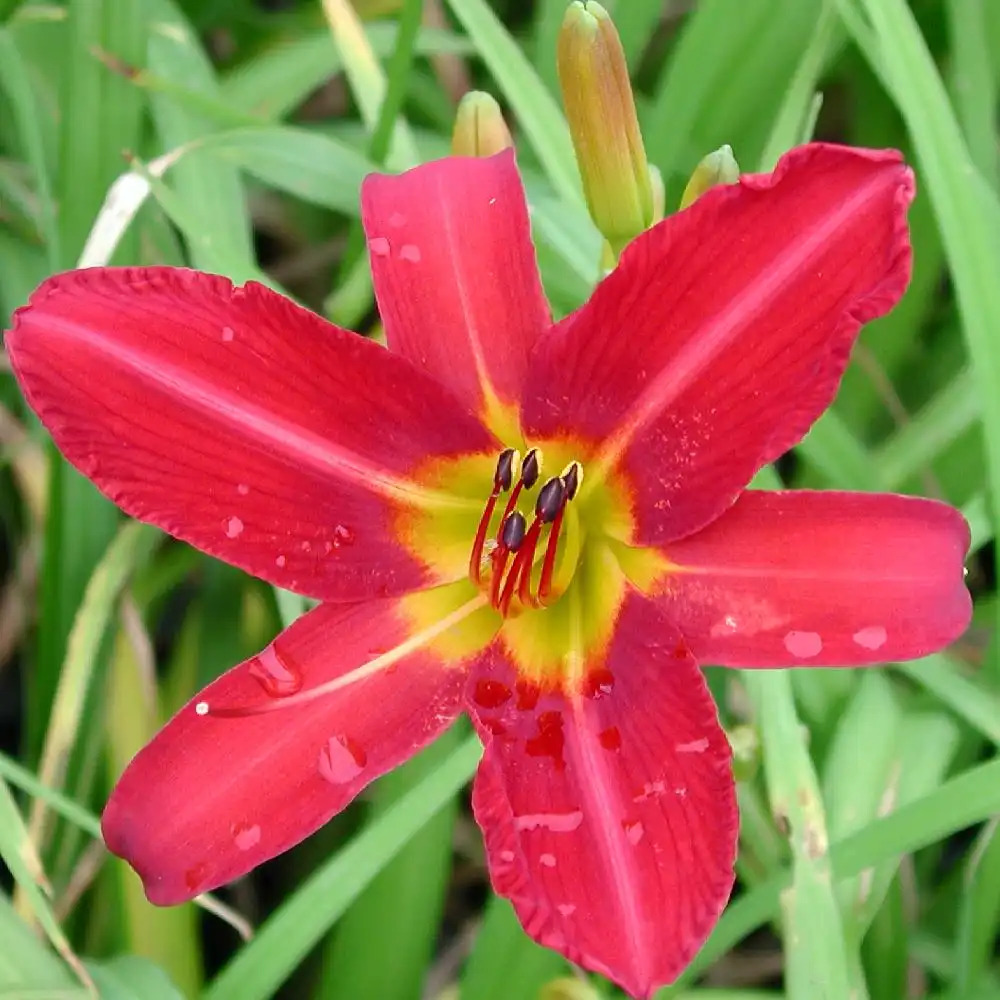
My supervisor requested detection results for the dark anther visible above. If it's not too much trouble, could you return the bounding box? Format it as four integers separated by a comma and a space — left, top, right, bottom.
500, 511, 527, 551
521, 448, 541, 490
495, 448, 516, 492
535, 477, 567, 524
561, 462, 581, 501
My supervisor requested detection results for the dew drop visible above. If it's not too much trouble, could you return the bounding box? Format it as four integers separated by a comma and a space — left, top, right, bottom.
223, 515, 244, 538
481, 717, 508, 737
598, 726, 622, 752
388, 212, 407, 228
622, 819, 644, 845
514, 810, 583, 833
236, 483, 250, 495
195, 701, 209, 716
633, 780, 666, 803
399, 244, 421, 263
539, 852, 556, 868
582, 668, 614, 699
231, 822, 261, 851
853, 625, 887, 651
332, 524, 355, 548
784, 630, 823, 658
525, 711, 565, 769
499, 850, 515, 863
515, 679, 540, 711
675, 738, 709, 754
249, 642, 303, 697
276, 554, 287, 568
368, 236, 390, 256
184, 861, 210, 893
221, 325, 235, 343
473, 678, 512, 708
318, 735, 367, 784
557, 903, 576, 917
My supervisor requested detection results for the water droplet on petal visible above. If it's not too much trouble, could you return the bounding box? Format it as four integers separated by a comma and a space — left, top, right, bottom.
784, 630, 823, 658
184, 861, 210, 893
853, 625, 887, 650
332, 524, 355, 548
499, 849, 515, 863
515, 679, 540, 711
622, 819, 644, 845
388, 212, 407, 228
399, 244, 421, 262
195, 701, 209, 716
473, 678, 512, 708
633, 780, 666, 803
318, 735, 367, 784
514, 811, 583, 833
249, 641, 303, 697
231, 822, 261, 851
539, 852, 556, 868
557, 903, 576, 917
368, 236, 390, 256
582, 668, 614, 699
223, 515, 244, 538
237, 483, 250, 495
221, 326, 235, 342
525, 711, 565, 769
598, 726, 621, 752
675, 738, 709, 754
276, 554, 287, 568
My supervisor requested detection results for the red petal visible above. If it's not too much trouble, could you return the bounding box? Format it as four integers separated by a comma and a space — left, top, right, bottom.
521, 144, 914, 544
362, 152, 550, 424
102, 596, 469, 905
653, 490, 971, 667
7, 268, 497, 600
466, 594, 736, 997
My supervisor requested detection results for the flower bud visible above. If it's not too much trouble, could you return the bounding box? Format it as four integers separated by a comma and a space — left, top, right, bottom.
452, 91, 514, 157
539, 977, 601, 1000
557, 1, 652, 256
727, 723, 760, 783
679, 144, 740, 210
649, 163, 665, 224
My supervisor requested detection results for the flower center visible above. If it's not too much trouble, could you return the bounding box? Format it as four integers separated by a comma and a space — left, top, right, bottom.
468, 448, 584, 617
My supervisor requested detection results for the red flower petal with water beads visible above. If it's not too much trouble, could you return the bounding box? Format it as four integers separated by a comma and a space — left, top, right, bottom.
6, 268, 497, 601
521, 144, 913, 545
466, 595, 736, 999
653, 490, 971, 667
362, 151, 550, 426
102, 597, 468, 905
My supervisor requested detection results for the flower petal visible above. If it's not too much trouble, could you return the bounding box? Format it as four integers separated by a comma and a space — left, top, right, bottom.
6, 267, 497, 600
362, 152, 550, 431
466, 594, 737, 997
521, 144, 914, 544
652, 490, 971, 667
102, 594, 475, 905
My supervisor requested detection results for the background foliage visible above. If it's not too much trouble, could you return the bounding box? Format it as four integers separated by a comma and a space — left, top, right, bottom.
0, 0, 998, 998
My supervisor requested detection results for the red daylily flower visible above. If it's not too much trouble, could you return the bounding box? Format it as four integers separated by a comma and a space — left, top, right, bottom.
5, 144, 970, 998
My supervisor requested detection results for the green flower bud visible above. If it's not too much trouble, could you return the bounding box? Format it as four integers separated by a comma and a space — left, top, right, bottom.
679, 144, 740, 210
452, 91, 514, 157
558, 1, 653, 256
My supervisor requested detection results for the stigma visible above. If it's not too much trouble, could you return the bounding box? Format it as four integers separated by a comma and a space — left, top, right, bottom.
469, 448, 583, 616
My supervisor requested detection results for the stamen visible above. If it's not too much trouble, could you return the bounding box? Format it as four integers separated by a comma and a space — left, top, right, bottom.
469, 448, 518, 583
499, 518, 542, 616
539, 463, 581, 604
519, 478, 567, 608
499, 447, 540, 526
490, 511, 526, 607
